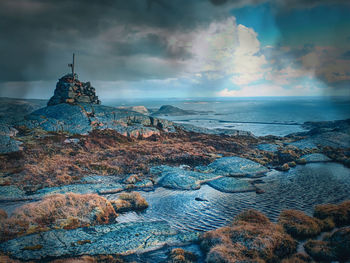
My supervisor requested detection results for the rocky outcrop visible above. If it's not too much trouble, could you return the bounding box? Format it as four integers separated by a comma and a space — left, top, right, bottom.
152, 105, 197, 116
0, 122, 21, 154
47, 74, 100, 106
117, 106, 149, 115
0, 221, 198, 261
18, 103, 174, 137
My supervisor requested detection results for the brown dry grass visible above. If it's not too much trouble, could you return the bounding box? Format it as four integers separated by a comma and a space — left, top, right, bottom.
314, 200, 350, 226
281, 253, 314, 263
304, 240, 336, 262
0, 193, 117, 242
0, 209, 7, 220
111, 192, 148, 213
167, 248, 197, 263
201, 209, 297, 263
278, 210, 322, 239
0, 129, 262, 192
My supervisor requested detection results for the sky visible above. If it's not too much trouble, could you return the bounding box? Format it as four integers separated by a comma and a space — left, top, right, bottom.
0, 0, 349, 99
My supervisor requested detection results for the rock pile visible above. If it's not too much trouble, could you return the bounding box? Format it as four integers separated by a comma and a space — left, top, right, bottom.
47, 74, 100, 106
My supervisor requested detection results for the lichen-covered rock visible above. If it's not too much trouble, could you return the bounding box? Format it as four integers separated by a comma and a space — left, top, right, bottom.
117, 106, 149, 115
301, 153, 331, 163
0, 122, 21, 154
288, 139, 317, 150
151, 165, 218, 190
0, 221, 198, 261
206, 177, 255, 193
0, 186, 26, 200
197, 156, 269, 177
18, 103, 173, 137
257, 143, 280, 152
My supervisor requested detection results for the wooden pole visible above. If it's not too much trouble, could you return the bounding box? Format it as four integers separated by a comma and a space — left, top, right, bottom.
72, 53, 75, 80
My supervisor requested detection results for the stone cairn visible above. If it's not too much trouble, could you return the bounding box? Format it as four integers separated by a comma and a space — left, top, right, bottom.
47, 74, 101, 106
47, 54, 101, 106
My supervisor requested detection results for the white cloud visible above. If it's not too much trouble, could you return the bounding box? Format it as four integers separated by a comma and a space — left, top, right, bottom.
182, 18, 268, 85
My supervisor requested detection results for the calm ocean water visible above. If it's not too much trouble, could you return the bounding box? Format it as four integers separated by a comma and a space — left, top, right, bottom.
106, 97, 350, 136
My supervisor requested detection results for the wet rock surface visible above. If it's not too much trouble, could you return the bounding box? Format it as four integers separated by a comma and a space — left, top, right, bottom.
301, 153, 331, 163
196, 156, 269, 177
151, 165, 219, 190
0, 221, 199, 261
206, 177, 255, 193
257, 143, 280, 152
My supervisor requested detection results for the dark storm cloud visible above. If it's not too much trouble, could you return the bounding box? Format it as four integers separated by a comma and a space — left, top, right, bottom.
0, 0, 260, 88
342, 51, 350, 60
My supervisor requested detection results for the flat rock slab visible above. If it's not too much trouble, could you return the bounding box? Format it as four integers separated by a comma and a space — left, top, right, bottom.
197, 157, 269, 177
151, 166, 219, 190
35, 182, 124, 197
0, 186, 25, 199
206, 177, 255, 193
0, 221, 199, 261
301, 153, 332, 163
257, 143, 280, 152
288, 139, 318, 150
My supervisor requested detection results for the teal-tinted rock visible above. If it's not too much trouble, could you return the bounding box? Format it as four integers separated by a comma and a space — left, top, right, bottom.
18, 103, 173, 136
0, 135, 20, 154
151, 166, 218, 190
198, 157, 269, 177
289, 139, 317, 150
257, 143, 279, 152
206, 177, 255, 193
0, 186, 25, 199
301, 153, 331, 163
35, 182, 123, 197
158, 173, 200, 190
0, 221, 199, 261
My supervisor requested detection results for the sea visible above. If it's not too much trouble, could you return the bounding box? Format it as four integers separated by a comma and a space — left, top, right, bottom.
105, 97, 350, 136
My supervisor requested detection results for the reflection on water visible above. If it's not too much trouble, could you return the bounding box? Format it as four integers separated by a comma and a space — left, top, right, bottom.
112, 163, 350, 233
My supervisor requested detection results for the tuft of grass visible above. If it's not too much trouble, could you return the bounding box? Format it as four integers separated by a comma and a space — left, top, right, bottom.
278, 210, 322, 239
167, 248, 198, 263
314, 200, 350, 226
111, 192, 148, 213
0, 193, 117, 242
201, 209, 297, 262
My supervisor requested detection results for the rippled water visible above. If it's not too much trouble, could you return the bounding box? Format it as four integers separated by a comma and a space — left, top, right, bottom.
112, 162, 350, 233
